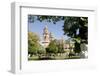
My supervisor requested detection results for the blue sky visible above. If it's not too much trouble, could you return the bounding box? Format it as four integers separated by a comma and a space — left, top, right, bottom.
28, 16, 70, 41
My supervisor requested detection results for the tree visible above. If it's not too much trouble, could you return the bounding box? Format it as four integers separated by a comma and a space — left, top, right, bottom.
63, 17, 88, 54
56, 40, 64, 54
46, 40, 58, 55
74, 41, 81, 53
28, 32, 40, 56
28, 15, 65, 24
37, 45, 46, 55
63, 17, 88, 44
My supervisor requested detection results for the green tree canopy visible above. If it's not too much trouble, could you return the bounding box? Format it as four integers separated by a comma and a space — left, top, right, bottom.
28, 32, 40, 56
46, 40, 58, 54
63, 17, 88, 44
37, 45, 46, 55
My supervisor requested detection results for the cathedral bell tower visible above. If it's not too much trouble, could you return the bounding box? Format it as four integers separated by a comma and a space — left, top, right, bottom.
42, 26, 50, 48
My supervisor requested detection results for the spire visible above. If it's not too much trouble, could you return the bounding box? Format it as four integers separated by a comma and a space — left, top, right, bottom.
43, 25, 49, 34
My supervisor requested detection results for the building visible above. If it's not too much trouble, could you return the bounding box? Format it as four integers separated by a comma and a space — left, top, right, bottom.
42, 26, 54, 48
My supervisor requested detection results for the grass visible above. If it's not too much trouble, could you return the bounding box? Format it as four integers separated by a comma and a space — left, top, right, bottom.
28, 55, 81, 61
67, 56, 81, 59
28, 56, 39, 60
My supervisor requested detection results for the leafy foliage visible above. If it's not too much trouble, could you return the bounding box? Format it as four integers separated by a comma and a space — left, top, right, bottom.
28, 15, 65, 24
37, 45, 46, 54
63, 17, 88, 43
46, 40, 58, 54
74, 41, 81, 53
55, 40, 65, 53
28, 32, 40, 56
